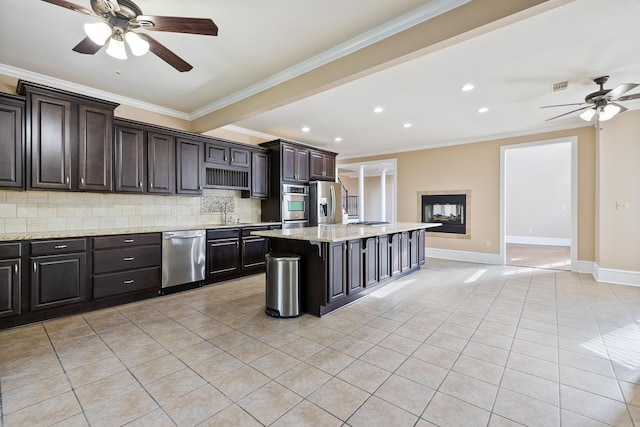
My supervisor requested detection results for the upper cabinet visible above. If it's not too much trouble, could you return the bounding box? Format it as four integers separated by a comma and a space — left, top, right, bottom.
18, 81, 117, 192
309, 149, 336, 181
176, 137, 203, 195
281, 143, 309, 183
205, 142, 250, 168
147, 131, 175, 195
0, 93, 25, 190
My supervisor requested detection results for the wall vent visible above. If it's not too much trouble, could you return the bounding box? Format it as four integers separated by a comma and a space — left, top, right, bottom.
551, 81, 568, 92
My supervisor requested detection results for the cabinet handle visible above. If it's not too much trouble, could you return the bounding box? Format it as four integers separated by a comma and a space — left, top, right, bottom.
123, 279, 135, 285
224, 156, 227, 161
66, 176, 69, 184
33, 262, 37, 273
139, 181, 142, 187
123, 239, 135, 243
80, 177, 84, 185
14, 263, 18, 274
123, 257, 135, 261
54, 245, 67, 249
150, 182, 153, 188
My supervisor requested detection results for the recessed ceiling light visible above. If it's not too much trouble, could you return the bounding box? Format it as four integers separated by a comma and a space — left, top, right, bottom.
302, 126, 310, 132
461, 83, 475, 91
403, 122, 412, 128
478, 107, 489, 113
373, 106, 384, 113
334, 137, 342, 142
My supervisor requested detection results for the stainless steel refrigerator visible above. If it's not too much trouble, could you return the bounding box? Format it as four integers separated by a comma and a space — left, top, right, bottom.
309, 181, 343, 226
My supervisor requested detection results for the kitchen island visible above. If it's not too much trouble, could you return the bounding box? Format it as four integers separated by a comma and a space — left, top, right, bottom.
252, 222, 441, 316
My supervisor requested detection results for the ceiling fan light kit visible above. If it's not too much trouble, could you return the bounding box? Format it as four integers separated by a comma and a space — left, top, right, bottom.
542, 75, 640, 122
42, 0, 218, 71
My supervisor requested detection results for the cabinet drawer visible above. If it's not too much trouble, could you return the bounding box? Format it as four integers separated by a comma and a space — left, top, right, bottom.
0, 242, 21, 259
31, 239, 86, 256
93, 233, 161, 250
207, 228, 240, 240
93, 267, 160, 299
93, 246, 160, 274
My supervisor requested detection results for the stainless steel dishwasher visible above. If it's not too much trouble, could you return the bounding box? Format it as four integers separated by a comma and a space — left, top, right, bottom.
161, 230, 206, 291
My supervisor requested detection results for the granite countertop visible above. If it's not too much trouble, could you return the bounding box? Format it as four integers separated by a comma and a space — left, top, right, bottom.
0, 222, 281, 242
251, 222, 441, 243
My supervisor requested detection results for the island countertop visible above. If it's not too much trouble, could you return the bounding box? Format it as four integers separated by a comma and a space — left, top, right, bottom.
251, 222, 441, 243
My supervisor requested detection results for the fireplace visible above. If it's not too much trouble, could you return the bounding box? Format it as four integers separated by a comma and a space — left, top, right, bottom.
421, 193, 467, 234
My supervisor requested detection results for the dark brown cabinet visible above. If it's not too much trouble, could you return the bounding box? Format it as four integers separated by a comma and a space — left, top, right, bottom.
400, 231, 411, 273
92, 233, 161, 299
363, 237, 378, 288
0, 94, 25, 189
328, 242, 346, 303
241, 227, 269, 270
310, 150, 336, 181
30, 239, 87, 311
378, 234, 390, 282
347, 239, 363, 295
207, 228, 240, 277
20, 81, 117, 192
176, 138, 203, 195
205, 142, 250, 168
114, 125, 145, 193
147, 131, 175, 194
0, 243, 22, 317
281, 143, 309, 183
248, 151, 269, 199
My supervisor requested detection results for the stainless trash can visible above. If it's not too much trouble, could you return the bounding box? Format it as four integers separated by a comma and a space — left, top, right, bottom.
265, 252, 301, 318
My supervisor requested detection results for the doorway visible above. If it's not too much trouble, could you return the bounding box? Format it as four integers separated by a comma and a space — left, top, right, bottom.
500, 138, 577, 271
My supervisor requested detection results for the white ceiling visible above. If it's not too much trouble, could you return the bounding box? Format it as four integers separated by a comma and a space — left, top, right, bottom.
2, 0, 640, 159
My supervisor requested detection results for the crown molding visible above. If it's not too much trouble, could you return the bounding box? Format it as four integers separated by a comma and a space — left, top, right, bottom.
189, 0, 470, 120
0, 64, 190, 120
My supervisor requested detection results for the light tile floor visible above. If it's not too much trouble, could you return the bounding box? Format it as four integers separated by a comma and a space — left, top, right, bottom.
1, 259, 640, 426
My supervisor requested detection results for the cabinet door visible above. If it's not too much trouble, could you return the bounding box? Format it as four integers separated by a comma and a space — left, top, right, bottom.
282, 145, 297, 181
378, 235, 390, 281
390, 234, 401, 276
250, 151, 269, 198
0, 259, 20, 317
296, 148, 309, 182
114, 125, 145, 193
409, 230, 419, 269
309, 150, 325, 180
242, 236, 268, 269
31, 253, 87, 310
230, 147, 250, 167
147, 132, 175, 194
30, 93, 72, 190
0, 96, 24, 189
205, 142, 229, 165
418, 229, 425, 264
401, 231, 411, 272
78, 104, 113, 192
347, 240, 363, 295
207, 239, 239, 276
176, 138, 202, 195
324, 155, 335, 181
364, 237, 378, 287
328, 242, 346, 303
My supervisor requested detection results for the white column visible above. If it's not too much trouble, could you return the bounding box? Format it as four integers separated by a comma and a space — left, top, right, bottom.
359, 165, 365, 222
380, 168, 387, 222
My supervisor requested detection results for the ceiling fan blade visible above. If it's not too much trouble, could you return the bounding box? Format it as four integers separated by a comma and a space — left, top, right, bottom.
72, 36, 104, 54
42, 0, 94, 15
137, 15, 218, 36
605, 83, 639, 100
616, 92, 640, 102
142, 34, 193, 72
545, 106, 591, 121
539, 103, 588, 109
611, 103, 628, 114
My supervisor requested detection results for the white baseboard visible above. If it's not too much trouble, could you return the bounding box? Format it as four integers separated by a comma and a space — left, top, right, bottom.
596, 267, 640, 287
425, 248, 502, 265
573, 260, 596, 275
505, 235, 571, 246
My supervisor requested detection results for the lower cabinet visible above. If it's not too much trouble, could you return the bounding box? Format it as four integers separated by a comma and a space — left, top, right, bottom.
92, 233, 161, 299
241, 227, 269, 270
363, 237, 378, 288
30, 239, 87, 311
207, 228, 240, 277
0, 243, 22, 317
347, 240, 363, 295
378, 234, 390, 282
327, 239, 363, 303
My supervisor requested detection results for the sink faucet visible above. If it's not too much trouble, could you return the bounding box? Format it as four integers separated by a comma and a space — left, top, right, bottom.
223, 200, 233, 224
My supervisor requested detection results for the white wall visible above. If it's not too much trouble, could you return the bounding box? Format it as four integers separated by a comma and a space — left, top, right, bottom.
505, 142, 571, 244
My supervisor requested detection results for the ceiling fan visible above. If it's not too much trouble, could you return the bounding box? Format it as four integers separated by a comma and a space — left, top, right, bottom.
42, 0, 218, 72
541, 75, 640, 122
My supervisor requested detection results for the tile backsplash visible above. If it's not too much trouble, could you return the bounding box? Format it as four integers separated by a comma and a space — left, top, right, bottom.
0, 189, 262, 234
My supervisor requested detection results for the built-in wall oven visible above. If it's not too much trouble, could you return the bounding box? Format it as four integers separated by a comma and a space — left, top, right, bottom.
281, 184, 309, 229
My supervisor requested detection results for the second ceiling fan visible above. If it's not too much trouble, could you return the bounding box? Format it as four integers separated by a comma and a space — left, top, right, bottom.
42, 0, 218, 72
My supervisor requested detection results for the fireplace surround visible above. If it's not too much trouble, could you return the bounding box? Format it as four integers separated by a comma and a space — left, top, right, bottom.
418, 190, 471, 238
